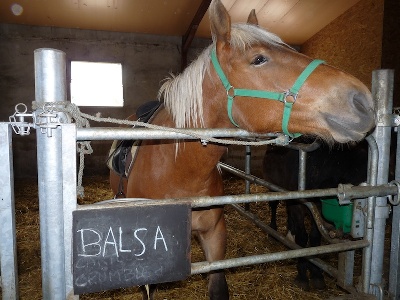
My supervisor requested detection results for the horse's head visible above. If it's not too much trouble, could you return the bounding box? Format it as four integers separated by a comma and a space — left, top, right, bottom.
204, 0, 375, 143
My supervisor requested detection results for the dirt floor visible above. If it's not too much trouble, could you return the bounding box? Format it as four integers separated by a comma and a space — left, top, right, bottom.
11, 176, 365, 300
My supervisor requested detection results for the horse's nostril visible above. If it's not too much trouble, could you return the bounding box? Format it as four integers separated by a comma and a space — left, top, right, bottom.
351, 92, 375, 120
352, 93, 368, 112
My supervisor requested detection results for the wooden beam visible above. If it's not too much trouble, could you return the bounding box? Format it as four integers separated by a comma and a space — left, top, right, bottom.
181, 0, 212, 70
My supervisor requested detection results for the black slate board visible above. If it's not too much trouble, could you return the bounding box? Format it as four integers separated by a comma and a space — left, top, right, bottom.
72, 202, 191, 294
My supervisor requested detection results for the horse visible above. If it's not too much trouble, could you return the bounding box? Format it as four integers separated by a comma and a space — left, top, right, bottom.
263, 139, 369, 291
109, 0, 375, 299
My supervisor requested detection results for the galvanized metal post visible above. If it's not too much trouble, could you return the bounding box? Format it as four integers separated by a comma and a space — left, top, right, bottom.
62, 124, 78, 299
0, 123, 19, 300
389, 128, 400, 299
362, 134, 379, 294
244, 145, 251, 210
298, 149, 306, 191
337, 251, 355, 288
245, 145, 251, 194
389, 85, 400, 299
34, 48, 72, 299
367, 69, 394, 297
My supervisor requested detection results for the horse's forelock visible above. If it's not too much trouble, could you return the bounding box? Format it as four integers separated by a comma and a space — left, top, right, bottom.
229, 23, 288, 51
160, 24, 288, 128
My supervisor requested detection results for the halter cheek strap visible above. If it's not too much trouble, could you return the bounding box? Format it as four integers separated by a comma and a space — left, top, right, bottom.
211, 47, 324, 138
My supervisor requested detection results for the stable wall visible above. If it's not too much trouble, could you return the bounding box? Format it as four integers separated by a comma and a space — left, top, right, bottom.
381, 0, 400, 107
0, 0, 388, 179
0, 24, 209, 178
301, 0, 384, 89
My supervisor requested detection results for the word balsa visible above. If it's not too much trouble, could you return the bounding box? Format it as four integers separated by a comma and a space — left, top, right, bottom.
76, 226, 169, 258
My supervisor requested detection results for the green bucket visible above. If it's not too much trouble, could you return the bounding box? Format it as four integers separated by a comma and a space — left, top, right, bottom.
321, 198, 353, 233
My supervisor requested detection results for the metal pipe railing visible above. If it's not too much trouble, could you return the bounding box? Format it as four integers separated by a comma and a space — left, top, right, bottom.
390, 127, 400, 300
79, 182, 397, 210
366, 69, 394, 297
218, 160, 388, 244
231, 203, 340, 279
76, 127, 279, 141
191, 239, 369, 275
30, 47, 397, 299
222, 129, 389, 299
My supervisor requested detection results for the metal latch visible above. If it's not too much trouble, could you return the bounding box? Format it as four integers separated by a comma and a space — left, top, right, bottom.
9, 103, 34, 135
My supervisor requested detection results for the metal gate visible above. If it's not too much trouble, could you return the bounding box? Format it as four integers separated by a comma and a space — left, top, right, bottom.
0, 48, 398, 300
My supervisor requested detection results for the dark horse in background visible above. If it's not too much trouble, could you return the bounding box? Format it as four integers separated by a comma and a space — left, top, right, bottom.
263, 140, 369, 291
109, 0, 375, 299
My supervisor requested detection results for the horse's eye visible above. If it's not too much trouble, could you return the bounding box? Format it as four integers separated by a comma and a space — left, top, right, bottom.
252, 55, 268, 66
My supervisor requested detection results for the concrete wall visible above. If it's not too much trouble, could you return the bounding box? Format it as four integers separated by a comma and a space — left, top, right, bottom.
0, 24, 210, 178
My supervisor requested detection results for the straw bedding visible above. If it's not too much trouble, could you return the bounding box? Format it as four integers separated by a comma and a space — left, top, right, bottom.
13, 176, 352, 299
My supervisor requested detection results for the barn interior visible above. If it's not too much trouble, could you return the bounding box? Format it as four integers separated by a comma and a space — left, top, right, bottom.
0, 0, 399, 299
0, 0, 398, 179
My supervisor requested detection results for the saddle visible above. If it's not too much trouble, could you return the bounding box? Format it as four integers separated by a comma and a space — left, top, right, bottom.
107, 100, 162, 177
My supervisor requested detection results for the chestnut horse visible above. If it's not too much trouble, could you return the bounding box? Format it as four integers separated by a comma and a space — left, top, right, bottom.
110, 0, 375, 299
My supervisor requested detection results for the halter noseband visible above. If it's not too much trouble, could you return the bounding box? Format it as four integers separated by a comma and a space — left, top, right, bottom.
211, 47, 324, 138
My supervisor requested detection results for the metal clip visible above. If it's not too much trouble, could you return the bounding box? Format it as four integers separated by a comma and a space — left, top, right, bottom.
282, 90, 298, 104
9, 103, 33, 135
337, 183, 354, 205
33, 102, 71, 137
388, 180, 400, 205
36, 111, 61, 137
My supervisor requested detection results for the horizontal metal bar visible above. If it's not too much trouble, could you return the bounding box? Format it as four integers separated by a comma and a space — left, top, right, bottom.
78, 183, 397, 209
76, 127, 278, 141
219, 162, 287, 192
191, 239, 369, 275
219, 162, 398, 201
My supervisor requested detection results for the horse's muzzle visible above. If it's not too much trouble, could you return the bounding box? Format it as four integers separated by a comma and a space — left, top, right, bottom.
324, 91, 376, 143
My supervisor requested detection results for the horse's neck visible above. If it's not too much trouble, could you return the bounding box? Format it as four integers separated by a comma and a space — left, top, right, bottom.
155, 108, 227, 167
128, 108, 227, 199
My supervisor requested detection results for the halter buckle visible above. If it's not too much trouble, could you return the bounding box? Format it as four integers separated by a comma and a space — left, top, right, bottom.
226, 85, 235, 98
283, 90, 298, 104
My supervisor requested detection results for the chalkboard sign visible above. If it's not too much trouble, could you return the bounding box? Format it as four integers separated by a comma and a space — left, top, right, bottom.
72, 202, 191, 295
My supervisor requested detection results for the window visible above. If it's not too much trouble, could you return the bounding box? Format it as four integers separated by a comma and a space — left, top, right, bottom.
70, 61, 123, 107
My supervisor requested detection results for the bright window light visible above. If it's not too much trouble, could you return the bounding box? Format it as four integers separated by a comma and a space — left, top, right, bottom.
71, 61, 123, 107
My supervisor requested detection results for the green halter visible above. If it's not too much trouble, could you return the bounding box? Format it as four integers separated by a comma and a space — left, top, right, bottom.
210, 47, 324, 138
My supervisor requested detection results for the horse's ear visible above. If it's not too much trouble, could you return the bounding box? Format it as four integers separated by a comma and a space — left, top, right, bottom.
247, 9, 258, 26
209, 0, 231, 46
